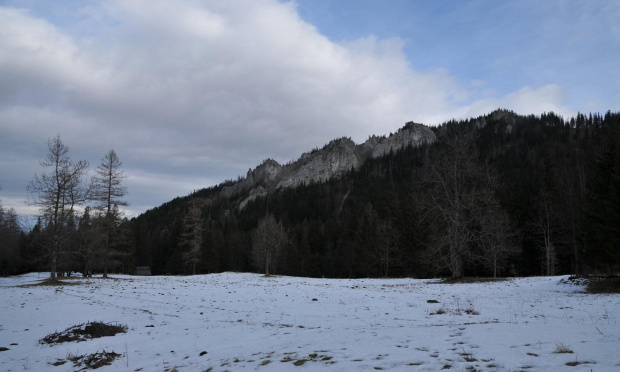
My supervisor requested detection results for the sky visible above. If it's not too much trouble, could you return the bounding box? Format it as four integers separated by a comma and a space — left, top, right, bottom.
1, 0, 619, 220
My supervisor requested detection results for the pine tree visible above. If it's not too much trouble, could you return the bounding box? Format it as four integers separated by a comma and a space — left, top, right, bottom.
584, 115, 620, 271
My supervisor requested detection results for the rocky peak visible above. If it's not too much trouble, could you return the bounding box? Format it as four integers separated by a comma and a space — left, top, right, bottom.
490, 109, 517, 121
219, 121, 436, 208
246, 159, 281, 184
359, 122, 434, 159
473, 109, 518, 133
277, 137, 360, 189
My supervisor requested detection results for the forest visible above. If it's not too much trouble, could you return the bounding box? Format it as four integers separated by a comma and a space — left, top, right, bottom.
1, 110, 619, 279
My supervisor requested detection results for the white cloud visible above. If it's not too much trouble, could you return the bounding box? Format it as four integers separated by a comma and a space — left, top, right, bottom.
0, 0, 576, 215
460, 85, 573, 120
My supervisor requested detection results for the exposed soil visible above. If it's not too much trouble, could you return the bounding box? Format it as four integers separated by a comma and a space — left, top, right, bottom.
68, 350, 123, 370
40, 322, 127, 345
438, 277, 509, 284
585, 276, 620, 294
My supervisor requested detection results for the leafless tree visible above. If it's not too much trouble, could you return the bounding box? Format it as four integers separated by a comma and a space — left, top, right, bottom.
416, 125, 516, 278
91, 150, 128, 278
376, 220, 400, 277
27, 135, 89, 280
530, 187, 563, 276
477, 201, 520, 277
252, 214, 288, 276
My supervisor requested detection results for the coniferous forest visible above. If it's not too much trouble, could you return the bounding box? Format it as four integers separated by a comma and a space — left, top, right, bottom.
2, 110, 619, 278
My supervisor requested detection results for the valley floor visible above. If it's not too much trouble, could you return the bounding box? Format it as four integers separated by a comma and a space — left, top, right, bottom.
1, 273, 619, 371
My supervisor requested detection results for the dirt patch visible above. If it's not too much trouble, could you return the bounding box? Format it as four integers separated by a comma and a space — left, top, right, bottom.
56, 350, 123, 370
585, 276, 620, 294
40, 322, 127, 345
437, 277, 508, 284
565, 360, 595, 367
21, 278, 81, 287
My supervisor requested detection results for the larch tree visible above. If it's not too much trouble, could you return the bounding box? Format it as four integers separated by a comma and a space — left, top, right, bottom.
530, 186, 562, 276
27, 135, 89, 280
91, 149, 128, 278
416, 124, 516, 278
376, 220, 400, 278
251, 214, 288, 276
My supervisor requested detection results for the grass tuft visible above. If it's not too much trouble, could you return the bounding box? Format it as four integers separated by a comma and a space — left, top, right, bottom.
553, 342, 573, 354
63, 350, 123, 369
40, 321, 127, 345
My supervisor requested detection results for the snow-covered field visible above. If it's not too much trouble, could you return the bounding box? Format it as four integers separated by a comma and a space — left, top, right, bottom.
1, 273, 618, 371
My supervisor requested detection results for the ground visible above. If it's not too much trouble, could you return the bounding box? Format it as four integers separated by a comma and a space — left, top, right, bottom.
0, 273, 618, 371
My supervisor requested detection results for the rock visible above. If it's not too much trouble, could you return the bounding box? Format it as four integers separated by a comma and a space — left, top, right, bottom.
362, 122, 435, 159
277, 137, 360, 189
203, 120, 436, 210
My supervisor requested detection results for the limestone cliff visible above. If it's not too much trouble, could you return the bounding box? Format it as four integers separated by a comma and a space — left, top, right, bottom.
277, 137, 360, 189
219, 121, 435, 209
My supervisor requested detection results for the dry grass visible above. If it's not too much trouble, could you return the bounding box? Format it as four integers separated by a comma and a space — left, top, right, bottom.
437, 277, 508, 284
552, 342, 573, 354
40, 321, 127, 345
21, 278, 80, 287
585, 276, 620, 294
69, 350, 123, 370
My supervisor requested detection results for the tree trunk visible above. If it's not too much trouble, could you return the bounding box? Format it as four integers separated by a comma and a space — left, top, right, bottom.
265, 251, 271, 276
103, 217, 110, 278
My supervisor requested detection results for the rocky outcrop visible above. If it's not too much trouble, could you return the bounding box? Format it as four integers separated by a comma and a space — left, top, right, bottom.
359, 122, 435, 159
473, 109, 518, 133
221, 159, 281, 198
277, 137, 360, 189
218, 121, 435, 209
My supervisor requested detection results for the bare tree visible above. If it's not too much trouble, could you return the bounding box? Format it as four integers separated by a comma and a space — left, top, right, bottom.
530, 187, 563, 276
376, 220, 400, 277
416, 125, 515, 278
477, 202, 519, 277
27, 135, 89, 280
252, 214, 288, 276
91, 150, 128, 278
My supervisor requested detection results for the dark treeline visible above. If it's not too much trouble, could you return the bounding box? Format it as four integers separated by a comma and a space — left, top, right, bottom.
1, 140, 130, 279
3, 110, 619, 278
0, 202, 135, 277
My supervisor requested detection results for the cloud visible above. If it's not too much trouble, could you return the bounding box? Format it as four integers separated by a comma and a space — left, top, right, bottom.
0, 0, 576, 216
459, 85, 573, 120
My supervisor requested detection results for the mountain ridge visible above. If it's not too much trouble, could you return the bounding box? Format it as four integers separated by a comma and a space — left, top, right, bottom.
218, 121, 435, 209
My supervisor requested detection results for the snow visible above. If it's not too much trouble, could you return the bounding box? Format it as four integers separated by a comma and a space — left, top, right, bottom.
1, 273, 619, 371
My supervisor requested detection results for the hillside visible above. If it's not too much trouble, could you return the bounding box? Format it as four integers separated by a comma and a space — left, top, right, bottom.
12, 109, 619, 279
127, 109, 620, 278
